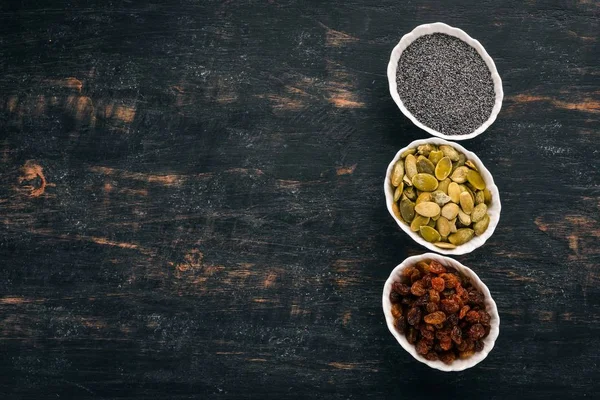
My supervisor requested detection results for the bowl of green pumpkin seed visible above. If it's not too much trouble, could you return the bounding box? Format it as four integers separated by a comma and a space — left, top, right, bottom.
384, 138, 501, 255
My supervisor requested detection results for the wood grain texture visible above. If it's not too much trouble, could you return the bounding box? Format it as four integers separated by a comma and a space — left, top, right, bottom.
0, 0, 599, 398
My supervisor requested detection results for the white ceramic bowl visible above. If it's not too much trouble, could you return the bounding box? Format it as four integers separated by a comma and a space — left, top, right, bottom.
387, 22, 503, 140
384, 138, 501, 255
382, 253, 500, 372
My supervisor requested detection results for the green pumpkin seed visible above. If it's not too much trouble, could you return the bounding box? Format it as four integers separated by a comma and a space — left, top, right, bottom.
412, 173, 439, 192
431, 190, 451, 207
393, 182, 404, 202
483, 188, 492, 204
448, 182, 461, 203
439, 145, 460, 161
434, 156, 452, 181
416, 192, 432, 205
448, 228, 475, 245
392, 202, 402, 221
459, 191, 474, 214
403, 175, 413, 187
451, 153, 467, 173
475, 190, 485, 205
405, 154, 418, 180
436, 217, 452, 237
457, 209, 471, 226
441, 203, 460, 220
403, 186, 417, 201
414, 201, 441, 218
401, 148, 416, 159
400, 198, 415, 223
417, 157, 436, 175
471, 203, 488, 223
437, 178, 451, 194
391, 161, 405, 186
431, 213, 441, 221
459, 184, 475, 203
451, 166, 469, 183
465, 160, 478, 171
428, 150, 444, 165
410, 215, 430, 232
420, 226, 441, 243
417, 144, 435, 156
427, 219, 436, 227
473, 214, 490, 236
434, 242, 457, 249
466, 169, 486, 190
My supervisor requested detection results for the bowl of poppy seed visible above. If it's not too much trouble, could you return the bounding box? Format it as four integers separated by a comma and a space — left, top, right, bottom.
384, 138, 501, 255
388, 22, 503, 140
382, 254, 500, 371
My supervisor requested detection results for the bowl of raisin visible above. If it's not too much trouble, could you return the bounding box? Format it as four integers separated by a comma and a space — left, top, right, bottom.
382, 253, 499, 371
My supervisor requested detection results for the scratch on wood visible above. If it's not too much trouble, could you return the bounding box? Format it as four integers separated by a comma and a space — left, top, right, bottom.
507, 271, 536, 283
328, 362, 379, 372
326, 61, 365, 108
66, 95, 96, 125
510, 94, 600, 113
567, 30, 596, 41
246, 358, 267, 362
90, 237, 139, 250
0, 296, 44, 305
89, 166, 185, 186
538, 311, 555, 322
336, 164, 357, 176
216, 352, 244, 355
263, 272, 277, 288
6, 96, 18, 112
45, 77, 83, 92
18, 160, 47, 197
290, 304, 310, 316
317, 21, 359, 47
342, 311, 351, 326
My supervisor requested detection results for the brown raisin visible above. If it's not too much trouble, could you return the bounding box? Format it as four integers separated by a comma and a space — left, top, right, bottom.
415, 292, 429, 306
422, 274, 432, 288
447, 313, 459, 326
434, 323, 444, 330
441, 289, 455, 298
426, 302, 439, 314
406, 327, 418, 344
456, 340, 468, 352
474, 340, 484, 352
402, 266, 417, 278
431, 277, 445, 292
451, 326, 462, 344
407, 307, 422, 326
434, 343, 443, 353
459, 350, 475, 359
428, 260, 447, 275
424, 352, 439, 361
456, 285, 469, 302
468, 289, 485, 305
459, 305, 470, 319
395, 315, 407, 332
435, 328, 451, 340
439, 351, 456, 365
390, 291, 402, 303
415, 339, 431, 355
468, 323, 485, 340
424, 311, 446, 324
440, 273, 459, 289
440, 337, 453, 351
391, 303, 403, 319
429, 289, 440, 303
416, 261, 430, 273
420, 326, 435, 340
393, 282, 411, 296
479, 311, 491, 326
410, 270, 422, 284
465, 338, 475, 351
465, 310, 481, 323
440, 299, 460, 314
401, 297, 414, 306
410, 281, 427, 296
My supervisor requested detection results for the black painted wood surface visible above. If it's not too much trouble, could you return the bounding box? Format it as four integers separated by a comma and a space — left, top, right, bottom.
1, 1, 599, 398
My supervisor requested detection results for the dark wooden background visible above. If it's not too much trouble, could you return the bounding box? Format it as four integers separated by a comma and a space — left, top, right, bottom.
1, 0, 599, 398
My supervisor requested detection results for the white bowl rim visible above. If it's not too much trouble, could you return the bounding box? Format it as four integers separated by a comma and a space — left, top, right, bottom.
387, 22, 504, 140
382, 253, 500, 372
384, 137, 501, 255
